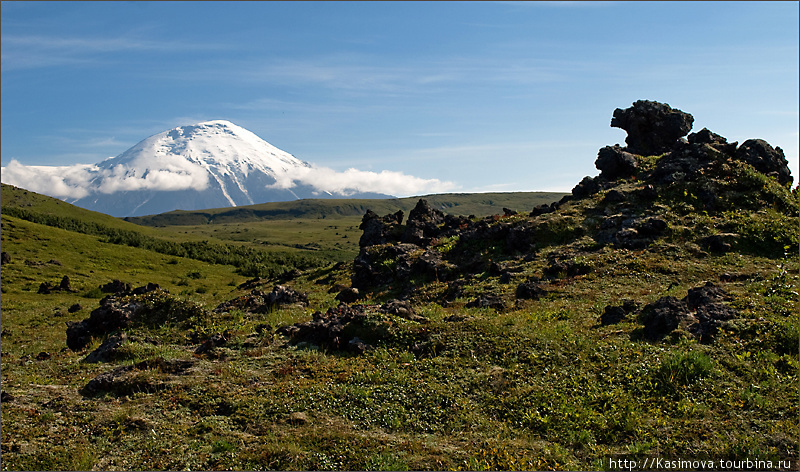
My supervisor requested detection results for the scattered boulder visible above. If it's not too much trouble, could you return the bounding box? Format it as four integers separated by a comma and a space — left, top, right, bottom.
82, 333, 128, 363
685, 281, 729, 308
612, 217, 668, 249
603, 189, 627, 204
735, 139, 793, 185
65, 283, 167, 352
600, 299, 638, 325
516, 278, 547, 300
572, 176, 601, 199
380, 299, 428, 323
640, 296, 695, 340
596, 145, 638, 180
1, 252, 10, 265
38, 276, 75, 294
237, 277, 269, 291
214, 285, 308, 314
543, 257, 591, 279
100, 280, 132, 294
80, 357, 194, 397
700, 233, 739, 253
359, 209, 404, 247
611, 100, 694, 156
1, 391, 14, 403
688, 127, 737, 154
68, 303, 83, 313
277, 303, 373, 353
335, 287, 361, 304
640, 282, 739, 342
402, 199, 446, 245
530, 203, 555, 217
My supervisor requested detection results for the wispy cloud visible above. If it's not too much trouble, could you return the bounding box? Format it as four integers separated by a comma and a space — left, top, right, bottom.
1, 33, 229, 70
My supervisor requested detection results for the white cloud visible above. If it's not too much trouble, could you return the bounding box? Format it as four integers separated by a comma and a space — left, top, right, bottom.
1, 159, 454, 202
269, 165, 457, 197
0, 158, 211, 200
1, 160, 95, 199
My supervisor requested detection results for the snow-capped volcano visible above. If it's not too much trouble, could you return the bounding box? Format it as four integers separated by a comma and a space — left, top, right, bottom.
1, 120, 455, 217
73, 120, 322, 215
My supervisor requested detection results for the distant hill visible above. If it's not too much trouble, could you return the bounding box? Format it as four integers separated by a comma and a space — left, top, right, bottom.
123, 191, 569, 226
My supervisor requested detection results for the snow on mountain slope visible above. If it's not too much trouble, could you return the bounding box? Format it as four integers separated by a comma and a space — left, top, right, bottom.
86, 120, 313, 207
1, 120, 455, 217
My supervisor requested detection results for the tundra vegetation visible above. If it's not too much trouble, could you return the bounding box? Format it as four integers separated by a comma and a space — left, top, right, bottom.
1, 101, 798, 471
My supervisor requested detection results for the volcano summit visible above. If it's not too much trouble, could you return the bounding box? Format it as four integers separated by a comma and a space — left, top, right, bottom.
2, 120, 451, 217
69, 120, 390, 217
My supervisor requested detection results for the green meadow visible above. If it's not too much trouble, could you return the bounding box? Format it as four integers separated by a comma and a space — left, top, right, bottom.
1, 176, 797, 471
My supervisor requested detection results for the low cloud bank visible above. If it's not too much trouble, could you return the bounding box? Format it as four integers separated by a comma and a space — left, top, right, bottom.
1, 159, 455, 201
270, 165, 456, 196
1, 158, 211, 199
1, 160, 96, 199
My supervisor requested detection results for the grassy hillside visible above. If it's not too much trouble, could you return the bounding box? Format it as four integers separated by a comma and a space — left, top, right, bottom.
123, 191, 568, 226
1, 147, 798, 471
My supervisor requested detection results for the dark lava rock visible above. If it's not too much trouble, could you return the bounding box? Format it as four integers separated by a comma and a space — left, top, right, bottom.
80, 357, 194, 397
1, 252, 10, 265
543, 258, 592, 279
1, 391, 14, 403
66, 283, 166, 352
596, 145, 638, 180
380, 299, 428, 323
735, 139, 793, 185
612, 217, 668, 249
530, 203, 556, 217
699, 233, 739, 253
100, 280, 132, 294
276, 303, 372, 353
688, 128, 737, 154
214, 285, 308, 314
686, 282, 729, 308
572, 176, 601, 199
603, 189, 627, 204
335, 287, 361, 303
600, 299, 638, 325
640, 283, 739, 343
38, 276, 75, 294
68, 303, 83, 313
83, 333, 128, 363
640, 296, 695, 340
359, 209, 404, 247
611, 100, 694, 156
402, 199, 446, 245
237, 277, 269, 291
516, 278, 547, 300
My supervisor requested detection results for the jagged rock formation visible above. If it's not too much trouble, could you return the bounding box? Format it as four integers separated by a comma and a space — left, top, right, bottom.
65, 283, 164, 351
610, 99, 694, 156
346, 99, 796, 322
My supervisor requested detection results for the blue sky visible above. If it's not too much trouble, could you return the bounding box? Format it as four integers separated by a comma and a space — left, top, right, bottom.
2, 1, 798, 196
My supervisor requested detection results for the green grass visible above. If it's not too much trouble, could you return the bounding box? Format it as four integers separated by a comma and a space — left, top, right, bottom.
1, 176, 798, 470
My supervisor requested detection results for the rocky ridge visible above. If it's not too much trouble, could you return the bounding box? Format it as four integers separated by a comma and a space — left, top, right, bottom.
67, 100, 798, 384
